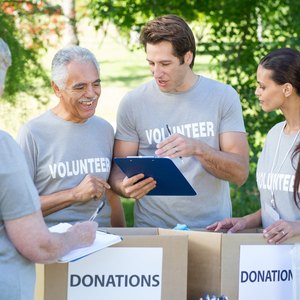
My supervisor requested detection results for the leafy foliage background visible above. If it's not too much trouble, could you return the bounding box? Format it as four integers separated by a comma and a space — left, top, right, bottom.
1, 0, 300, 217
0, 1, 62, 102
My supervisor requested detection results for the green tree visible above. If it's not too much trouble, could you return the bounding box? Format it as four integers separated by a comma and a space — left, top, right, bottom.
88, 0, 200, 37
201, 0, 300, 215
0, 1, 63, 102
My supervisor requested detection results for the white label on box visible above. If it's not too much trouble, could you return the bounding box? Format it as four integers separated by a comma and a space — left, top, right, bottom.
239, 245, 293, 299
68, 247, 163, 300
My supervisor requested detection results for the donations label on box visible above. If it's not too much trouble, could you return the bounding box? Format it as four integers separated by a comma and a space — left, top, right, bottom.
239, 245, 293, 299
68, 247, 163, 300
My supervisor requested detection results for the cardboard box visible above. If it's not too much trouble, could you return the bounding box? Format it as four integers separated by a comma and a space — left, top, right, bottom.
167, 229, 300, 300
35, 228, 188, 300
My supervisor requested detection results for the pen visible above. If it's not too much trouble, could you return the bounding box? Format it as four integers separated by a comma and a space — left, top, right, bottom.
89, 200, 105, 221
166, 124, 183, 161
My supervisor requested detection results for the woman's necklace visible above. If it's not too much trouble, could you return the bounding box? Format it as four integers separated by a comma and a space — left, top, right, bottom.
269, 121, 300, 209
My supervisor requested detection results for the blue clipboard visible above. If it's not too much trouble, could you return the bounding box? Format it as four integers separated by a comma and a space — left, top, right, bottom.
114, 157, 196, 196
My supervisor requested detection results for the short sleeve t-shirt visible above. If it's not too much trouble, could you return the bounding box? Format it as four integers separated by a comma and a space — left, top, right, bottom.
116, 76, 245, 228
17, 110, 115, 227
257, 122, 300, 227
0, 130, 40, 300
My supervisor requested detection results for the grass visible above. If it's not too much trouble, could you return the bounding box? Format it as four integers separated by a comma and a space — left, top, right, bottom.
1, 21, 215, 227
122, 198, 135, 227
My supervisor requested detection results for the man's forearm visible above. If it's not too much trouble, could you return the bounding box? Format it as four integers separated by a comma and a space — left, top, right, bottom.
107, 189, 126, 227
108, 166, 127, 197
40, 189, 75, 216
195, 142, 249, 186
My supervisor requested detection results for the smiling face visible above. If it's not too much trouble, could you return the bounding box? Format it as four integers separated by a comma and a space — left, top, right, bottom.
255, 65, 286, 112
146, 41, 193, 93
52, 60, 101, 123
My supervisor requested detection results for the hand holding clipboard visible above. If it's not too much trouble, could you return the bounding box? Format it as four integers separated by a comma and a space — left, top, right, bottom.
114, 157, 196, 196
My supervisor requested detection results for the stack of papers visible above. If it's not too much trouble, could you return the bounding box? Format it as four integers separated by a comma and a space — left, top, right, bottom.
49, 223, 123, 263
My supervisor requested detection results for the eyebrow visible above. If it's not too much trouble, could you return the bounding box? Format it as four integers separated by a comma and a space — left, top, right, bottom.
146, 58, 172, 63
72, 79, 101, 89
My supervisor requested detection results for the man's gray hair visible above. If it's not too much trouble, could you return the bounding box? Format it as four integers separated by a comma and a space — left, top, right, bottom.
51, 46, 100, 90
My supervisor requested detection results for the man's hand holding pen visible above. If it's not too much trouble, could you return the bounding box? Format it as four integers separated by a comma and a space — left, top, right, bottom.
155, 124, 195, 161
67, 221, 98, 248
71, 174, 111, 204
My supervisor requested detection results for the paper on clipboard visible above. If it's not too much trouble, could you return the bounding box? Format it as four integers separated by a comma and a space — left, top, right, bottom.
49, 223, 122, 263
114, 156, 196, 196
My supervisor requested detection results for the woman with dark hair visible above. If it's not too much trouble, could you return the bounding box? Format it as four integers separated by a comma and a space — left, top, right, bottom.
208, 48, 300, 244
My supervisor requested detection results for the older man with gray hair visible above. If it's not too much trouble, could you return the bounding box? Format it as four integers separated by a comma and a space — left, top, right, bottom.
17, 45, 125, 228
0, 38, 98, 300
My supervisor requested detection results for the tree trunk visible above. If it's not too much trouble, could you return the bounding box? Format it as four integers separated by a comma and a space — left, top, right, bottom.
62, 0, 79, 46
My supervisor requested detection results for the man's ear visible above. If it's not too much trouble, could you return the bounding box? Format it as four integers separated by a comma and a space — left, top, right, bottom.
184, 51, 193, 65
51, 81, 61, 97
283, 83, 293, 97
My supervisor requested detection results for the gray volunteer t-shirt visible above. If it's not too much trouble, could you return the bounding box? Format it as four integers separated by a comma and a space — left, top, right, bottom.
17, 110, 114, 227
0, 130, 40, 300
116, 76, 245, 228
257, 122, 300, 227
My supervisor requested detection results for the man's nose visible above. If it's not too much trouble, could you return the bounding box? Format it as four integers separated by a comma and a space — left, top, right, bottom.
85, 84, 99, 97
152, 65, 163, 77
